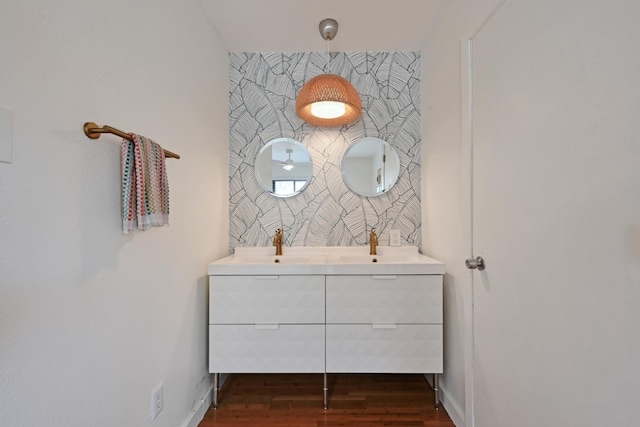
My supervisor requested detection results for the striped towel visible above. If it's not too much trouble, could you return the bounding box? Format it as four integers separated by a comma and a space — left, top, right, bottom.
121, 134, 170, 234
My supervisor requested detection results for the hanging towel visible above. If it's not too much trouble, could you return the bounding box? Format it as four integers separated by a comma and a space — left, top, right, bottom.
121, 134, 170, 234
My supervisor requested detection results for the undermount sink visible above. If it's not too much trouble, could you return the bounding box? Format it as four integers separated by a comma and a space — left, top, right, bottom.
337, 255, 426, 264
227, 255, 315, 265
208, 246, 445, 275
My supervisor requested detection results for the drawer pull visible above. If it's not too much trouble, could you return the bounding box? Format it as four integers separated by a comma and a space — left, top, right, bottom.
372, 323, 397, 329
372, 275, 397, 280
254, 324, 279, 330
253, 276, 279, 280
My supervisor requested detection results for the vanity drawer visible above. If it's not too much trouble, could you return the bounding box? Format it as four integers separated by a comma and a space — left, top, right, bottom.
326, 275, 442, 324
209, 324, 325, 373
326, 324, 443, 373
210, 275, 325, 324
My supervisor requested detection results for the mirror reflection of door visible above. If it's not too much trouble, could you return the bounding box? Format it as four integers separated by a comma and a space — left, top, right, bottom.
255, 137, 313, 198
341, 137, 400, 197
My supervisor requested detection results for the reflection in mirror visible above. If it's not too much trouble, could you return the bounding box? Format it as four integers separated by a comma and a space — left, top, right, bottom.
255, 138, 313, 197
341, 137, 400, 197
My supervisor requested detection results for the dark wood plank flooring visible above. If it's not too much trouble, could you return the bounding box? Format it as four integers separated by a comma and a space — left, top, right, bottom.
199, 373, 456, 427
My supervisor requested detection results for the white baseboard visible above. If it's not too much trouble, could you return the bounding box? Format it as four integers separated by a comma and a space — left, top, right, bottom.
180, 374, 229, 427
439, 385, 466, 427
423, 374, 466, 427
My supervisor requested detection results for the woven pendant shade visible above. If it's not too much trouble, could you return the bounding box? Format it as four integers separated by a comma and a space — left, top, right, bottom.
296, 73, 362, 127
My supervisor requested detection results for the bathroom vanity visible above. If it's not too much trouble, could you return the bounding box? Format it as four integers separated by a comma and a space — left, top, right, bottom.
207, 246, 445, 409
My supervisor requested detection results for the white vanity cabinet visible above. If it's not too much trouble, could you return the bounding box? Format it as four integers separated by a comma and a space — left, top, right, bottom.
208, 275, 325, 373
325, 274, 443, 373
207, 247, 445, 409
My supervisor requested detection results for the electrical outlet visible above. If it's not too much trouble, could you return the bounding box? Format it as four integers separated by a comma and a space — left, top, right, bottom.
150, 382, 163, 421
390, 230, 401, 247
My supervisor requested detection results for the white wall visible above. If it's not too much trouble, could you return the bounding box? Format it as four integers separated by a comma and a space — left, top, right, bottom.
0, 1, 229, 426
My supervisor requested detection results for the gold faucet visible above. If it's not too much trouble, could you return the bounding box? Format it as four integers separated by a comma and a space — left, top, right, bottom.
273, 228, 283, 256
369, 228, 378, 255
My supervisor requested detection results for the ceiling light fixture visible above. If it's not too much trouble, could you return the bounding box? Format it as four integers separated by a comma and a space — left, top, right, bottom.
282, 149, 295, 171
296, 18, 362, 127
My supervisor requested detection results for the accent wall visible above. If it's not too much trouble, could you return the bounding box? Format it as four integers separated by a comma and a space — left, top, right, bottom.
229, 51, 421, 251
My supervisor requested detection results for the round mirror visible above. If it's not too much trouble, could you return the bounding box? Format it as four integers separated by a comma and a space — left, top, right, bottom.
341, 137, 400, 197
255, 138, 313, 197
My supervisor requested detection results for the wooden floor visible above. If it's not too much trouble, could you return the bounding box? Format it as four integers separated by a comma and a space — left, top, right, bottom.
198, 373, 455, 427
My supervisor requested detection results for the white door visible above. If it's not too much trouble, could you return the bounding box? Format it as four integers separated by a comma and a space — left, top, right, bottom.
469, 0, 640, 426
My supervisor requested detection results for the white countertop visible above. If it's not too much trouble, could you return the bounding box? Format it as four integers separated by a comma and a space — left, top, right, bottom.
208, 246, 445, 275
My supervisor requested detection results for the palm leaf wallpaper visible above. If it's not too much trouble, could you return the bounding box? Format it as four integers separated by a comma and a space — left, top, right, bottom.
229, 51, 421, 252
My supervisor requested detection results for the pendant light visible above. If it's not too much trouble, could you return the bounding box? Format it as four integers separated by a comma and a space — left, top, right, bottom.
296, 18, 362, 127
282, 149, 295, 171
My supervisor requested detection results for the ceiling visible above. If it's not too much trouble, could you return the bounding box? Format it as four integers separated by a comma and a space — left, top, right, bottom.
199, 0, 445, 52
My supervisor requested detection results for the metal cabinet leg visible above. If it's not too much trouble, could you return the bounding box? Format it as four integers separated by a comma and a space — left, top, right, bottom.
323, 373, 328, 410
213, 373, 219, 410
434, 373, 440, 409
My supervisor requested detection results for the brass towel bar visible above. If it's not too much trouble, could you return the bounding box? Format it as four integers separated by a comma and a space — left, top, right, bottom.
83, 122, 180, 159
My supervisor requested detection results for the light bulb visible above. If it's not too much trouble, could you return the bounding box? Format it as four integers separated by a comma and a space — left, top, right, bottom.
310, 101, 346, 119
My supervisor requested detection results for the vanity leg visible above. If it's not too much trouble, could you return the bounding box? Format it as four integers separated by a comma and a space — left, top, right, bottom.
434, 373, 440, 409
213, 373, 219, 410
323, 373, 328, 410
